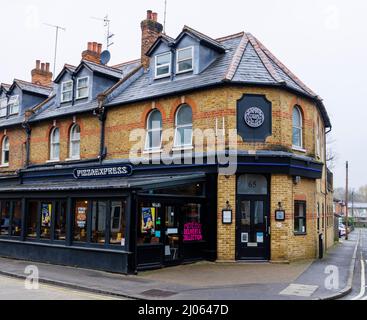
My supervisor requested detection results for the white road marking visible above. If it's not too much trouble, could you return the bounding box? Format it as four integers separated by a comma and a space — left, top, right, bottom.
279, 284, 319, 297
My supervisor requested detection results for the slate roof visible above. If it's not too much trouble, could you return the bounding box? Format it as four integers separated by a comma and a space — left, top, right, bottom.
0, 83, 11, 92
79, 60, 123, 79
10, 79, 52, 96
28, 96, 100, 123
105, 29, 331, 128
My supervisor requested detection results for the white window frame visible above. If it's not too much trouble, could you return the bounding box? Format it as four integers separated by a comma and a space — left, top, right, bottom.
316, 118, 321, 158
61, 80, 73, 103
8, 95, 19, 115
144, 110, 163, 152
69, 124, 81, 160
176, 46, 194, 74
1, 136, 9, 166
174, 104, 193, 148
50, 127, 60, 161
76, 77, 89, 100
292, 106, 304, 150
154, 52, 172, 79
0, 98, 7, 118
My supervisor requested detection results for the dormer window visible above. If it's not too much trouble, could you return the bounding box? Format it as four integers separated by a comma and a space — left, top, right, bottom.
8, 96, 19, 115
76, 77, 89, 100
176, 47, 194, 74
0, 98, 7, 117
155, 52, 172, 79
61, 80, 73, 103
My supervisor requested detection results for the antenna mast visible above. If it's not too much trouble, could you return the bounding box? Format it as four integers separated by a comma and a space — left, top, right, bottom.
163, 0, 168, 34
91, 15, 115, 50
44, 23, 66, 79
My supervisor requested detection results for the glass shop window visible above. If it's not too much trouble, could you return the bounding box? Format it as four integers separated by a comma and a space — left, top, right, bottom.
294, 201, 307, 234
137, 202, 162, 245
238, 174, 268, 195
110, 201, 127, 246
74, 200, 89, 242
27, 201, 39, 238
11, 201, 22, 237
40, 202, 53, 240
0, 201, 11, 236
91, 201, 107, 244
54, 201, 67, 241
182, 203, 203, 242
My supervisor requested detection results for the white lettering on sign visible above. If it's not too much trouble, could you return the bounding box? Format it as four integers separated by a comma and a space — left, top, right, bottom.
73, 166, 133, 179
244, 107, 265, 128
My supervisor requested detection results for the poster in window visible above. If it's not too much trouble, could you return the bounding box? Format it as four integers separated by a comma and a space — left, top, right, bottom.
183, 222, 203, 242
41, 203, 52, 227
141, 208, 156, 234
77, 207, 87, 229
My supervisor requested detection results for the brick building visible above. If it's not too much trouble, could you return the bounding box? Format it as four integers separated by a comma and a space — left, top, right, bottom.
0, 10, 333, 273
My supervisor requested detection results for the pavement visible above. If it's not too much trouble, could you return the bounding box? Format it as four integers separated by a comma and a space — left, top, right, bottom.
0, 230, 361, 300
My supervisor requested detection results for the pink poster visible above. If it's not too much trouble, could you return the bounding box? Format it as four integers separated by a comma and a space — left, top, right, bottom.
183, 222, 203, 242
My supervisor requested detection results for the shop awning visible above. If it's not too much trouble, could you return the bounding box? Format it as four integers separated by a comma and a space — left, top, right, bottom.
0, 174, 207, 193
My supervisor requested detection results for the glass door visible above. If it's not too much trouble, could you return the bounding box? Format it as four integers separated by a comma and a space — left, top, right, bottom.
237, 197, 270, 260
164, 205, 181, 264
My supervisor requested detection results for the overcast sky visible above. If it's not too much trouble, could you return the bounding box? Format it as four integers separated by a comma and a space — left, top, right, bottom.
0, 0, 366, 190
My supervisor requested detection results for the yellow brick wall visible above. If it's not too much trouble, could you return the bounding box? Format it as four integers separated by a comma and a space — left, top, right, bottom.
29, 114, 100, 164
0, 127, 26, 173
217, 174, 236, 261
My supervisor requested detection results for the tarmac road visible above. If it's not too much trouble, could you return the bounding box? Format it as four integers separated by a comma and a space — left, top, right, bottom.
342, 228, 367, 300
0, 274, 124, 300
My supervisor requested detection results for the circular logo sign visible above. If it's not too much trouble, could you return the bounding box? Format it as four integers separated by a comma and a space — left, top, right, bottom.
244, 107, 265, 128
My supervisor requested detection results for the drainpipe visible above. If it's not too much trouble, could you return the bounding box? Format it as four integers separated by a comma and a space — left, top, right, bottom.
21, 119, 32, 168
94, 95, 107, 164
324, 126, 332, 252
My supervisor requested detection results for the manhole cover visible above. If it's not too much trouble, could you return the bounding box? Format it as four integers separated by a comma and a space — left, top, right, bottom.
140, 289, 177, 298
279, 284, 319, 297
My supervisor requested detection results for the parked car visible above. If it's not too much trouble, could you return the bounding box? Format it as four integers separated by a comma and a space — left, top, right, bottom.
339, 224, 346, 237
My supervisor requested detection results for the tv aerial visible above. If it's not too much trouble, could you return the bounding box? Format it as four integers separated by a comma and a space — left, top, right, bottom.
91, 15, 115, 65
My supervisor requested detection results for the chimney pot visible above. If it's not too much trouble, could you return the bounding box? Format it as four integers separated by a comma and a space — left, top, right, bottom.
31, 60, 53, 86
88, 42, 93, 51
141, 10, 164, 69
92, 42, 98, 52
97, 43, 102, 55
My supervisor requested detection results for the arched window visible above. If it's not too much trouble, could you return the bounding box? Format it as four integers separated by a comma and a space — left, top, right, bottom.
174, 104, 193, 148
50, 127, 60, 161
292, 106, 303, 148
1, 136, 9, 165
69, 124, 81, 159
145, 109, 162, 151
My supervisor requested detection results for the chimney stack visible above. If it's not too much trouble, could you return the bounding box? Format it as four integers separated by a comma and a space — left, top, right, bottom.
141, 10, 163, 69
82, 42, 103, 64
31, 60, 53, 86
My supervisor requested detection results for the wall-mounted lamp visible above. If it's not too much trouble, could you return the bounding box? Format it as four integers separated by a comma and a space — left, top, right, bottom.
293, 176, 301, 185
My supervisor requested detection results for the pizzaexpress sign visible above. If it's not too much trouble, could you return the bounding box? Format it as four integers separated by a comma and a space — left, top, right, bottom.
73, 165, 133, 179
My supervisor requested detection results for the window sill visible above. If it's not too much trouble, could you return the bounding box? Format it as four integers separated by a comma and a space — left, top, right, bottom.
292, 146, 307, 153
0, 164, 9, 168
294, 232, 307, 236
46, 160, 60, 164
154, 74, 171, 80
176, 69, 194, 75
66, 157, 81, 162
143, 149, 164, 155
172, 146, 194, 152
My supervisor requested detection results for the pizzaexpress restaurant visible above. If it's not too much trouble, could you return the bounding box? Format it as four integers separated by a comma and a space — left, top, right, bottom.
0, 148, 323, 274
